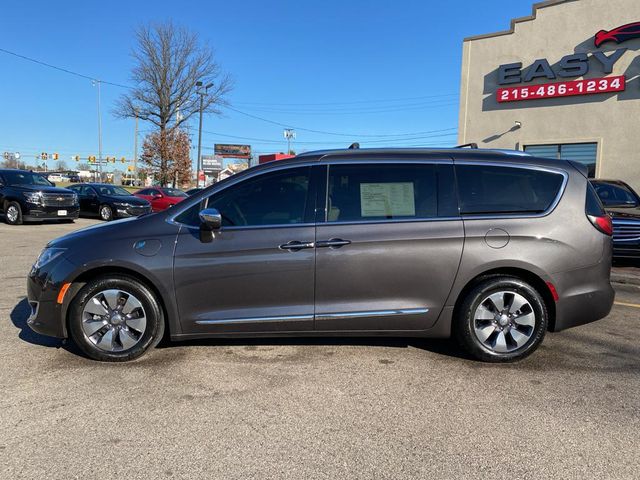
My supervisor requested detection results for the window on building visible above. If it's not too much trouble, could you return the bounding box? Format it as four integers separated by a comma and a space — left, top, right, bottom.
524, 143, 597, 178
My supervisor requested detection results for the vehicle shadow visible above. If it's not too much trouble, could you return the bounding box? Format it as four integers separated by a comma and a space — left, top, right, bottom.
10, 297, 83, 356
157, 335, 473, 361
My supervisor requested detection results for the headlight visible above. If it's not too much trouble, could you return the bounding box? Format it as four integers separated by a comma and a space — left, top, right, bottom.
33, 247, 66, 270
72, 193, 79, 205
23, 191, 43, 205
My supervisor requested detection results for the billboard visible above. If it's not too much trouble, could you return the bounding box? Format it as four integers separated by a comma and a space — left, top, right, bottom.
202, 155, 223, 173
214, 144, 251, 159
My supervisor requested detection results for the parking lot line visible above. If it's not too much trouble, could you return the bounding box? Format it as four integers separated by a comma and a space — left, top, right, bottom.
614, 301, 640, 309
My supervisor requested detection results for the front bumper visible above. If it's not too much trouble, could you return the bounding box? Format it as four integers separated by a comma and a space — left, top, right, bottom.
26, 257, 78, 339
114, 205, 151, 218
23, 205, 80, 222
613, 242, 640, 259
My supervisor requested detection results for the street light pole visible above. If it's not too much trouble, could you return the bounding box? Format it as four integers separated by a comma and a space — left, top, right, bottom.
93, 79, 103, 182
195, 81, 214, 187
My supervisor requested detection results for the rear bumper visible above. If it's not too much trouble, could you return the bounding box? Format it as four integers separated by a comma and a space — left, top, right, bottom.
551, 254, 615, 332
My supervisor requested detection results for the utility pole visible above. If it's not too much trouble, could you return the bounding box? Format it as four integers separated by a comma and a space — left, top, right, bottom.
284, 128, 296, 154
134, 109, 139, 181
93, 79, 103, 182
196, 81, 213, 187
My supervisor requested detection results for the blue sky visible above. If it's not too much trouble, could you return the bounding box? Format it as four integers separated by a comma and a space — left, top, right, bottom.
0, 0, 534, 168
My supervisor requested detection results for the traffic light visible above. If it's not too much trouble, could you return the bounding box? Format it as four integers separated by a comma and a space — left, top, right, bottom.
72, 155, 80, 161
52, 153, 59, 161
41, 152, 48, 160
121, 157, 126, 163
127, 165, 134, 172
88, 156, 96, 163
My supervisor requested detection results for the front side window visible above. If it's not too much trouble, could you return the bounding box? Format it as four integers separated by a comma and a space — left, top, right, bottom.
456, 164, 565, 215
96, 185, 131, 196
592, 182, 639, 207
163, 188, 188, 198
326, 164, 438, 222
206, 166, 311, 227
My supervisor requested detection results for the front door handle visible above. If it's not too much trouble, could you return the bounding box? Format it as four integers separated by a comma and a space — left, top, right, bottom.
279, 241, 315, 251
316, 238, 351, 249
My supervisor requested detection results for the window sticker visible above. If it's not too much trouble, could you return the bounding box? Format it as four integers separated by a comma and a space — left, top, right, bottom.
360, 182, 415, 217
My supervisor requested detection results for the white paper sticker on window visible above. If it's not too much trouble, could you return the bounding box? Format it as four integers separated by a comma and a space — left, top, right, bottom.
360, 182, 415, 217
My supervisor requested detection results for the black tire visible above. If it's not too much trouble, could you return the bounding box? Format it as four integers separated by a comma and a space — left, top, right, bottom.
99, 204, 113, 221
4, 201, 23, 225
454, 275, 547, 362
68, 275, 165, 362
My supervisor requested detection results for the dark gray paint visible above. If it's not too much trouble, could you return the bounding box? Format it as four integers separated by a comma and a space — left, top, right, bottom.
26, 148, 614, 344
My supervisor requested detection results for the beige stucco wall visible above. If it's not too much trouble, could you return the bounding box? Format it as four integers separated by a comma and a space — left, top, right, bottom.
458, 0, 640, 191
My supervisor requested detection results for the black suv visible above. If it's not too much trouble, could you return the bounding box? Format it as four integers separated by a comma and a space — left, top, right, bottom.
66, 183, 151, 221
0, 169, 79, 225
591, 179, 640, 259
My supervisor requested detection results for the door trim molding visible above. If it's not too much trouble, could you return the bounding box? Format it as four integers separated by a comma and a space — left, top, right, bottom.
196, 314, 314, 325
315, 308, 429, 322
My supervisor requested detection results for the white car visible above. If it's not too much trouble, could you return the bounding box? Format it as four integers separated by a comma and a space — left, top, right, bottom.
47, 174, 69, 183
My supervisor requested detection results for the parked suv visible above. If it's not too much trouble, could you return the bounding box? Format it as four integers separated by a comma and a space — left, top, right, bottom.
26, 148, 614, 362
591, 179, 640, 259
0, 169, 79, 225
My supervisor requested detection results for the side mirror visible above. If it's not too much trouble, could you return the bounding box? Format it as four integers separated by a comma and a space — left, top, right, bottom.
50, 182, 56, 187
153, 193, 162, 199
199, 208, 222, 230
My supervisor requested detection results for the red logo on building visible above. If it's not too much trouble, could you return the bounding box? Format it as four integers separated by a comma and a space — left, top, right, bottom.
595, 22, 640, 48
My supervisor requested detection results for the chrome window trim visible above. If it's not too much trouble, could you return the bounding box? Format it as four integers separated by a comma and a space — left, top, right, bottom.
196, 314, 313, 325
454, 161, 569, 221
315, 308, 429, 322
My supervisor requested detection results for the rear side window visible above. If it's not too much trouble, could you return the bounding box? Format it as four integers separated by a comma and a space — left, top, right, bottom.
456, 165, 564, 215
585, 182, 606, 216
327, 164, 440, 222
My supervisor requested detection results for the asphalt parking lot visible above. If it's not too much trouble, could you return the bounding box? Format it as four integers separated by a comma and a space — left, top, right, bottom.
1, 219, 639, 479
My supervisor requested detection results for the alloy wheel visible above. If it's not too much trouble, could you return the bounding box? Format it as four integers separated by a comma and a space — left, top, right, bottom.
472, 291, 536, 353
6, 205, 19, 223
100, 206, 112, 221
81, 289, 147, 352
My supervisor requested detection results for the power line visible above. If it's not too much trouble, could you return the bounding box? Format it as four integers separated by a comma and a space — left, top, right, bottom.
0, 47, 129, 88
234, 93, 459, 107
224, 106, 457, 138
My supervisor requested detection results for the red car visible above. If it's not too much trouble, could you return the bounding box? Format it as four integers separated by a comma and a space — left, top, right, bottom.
133, 187, 188, 212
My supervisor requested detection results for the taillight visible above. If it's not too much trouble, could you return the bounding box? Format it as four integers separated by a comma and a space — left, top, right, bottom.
585, 182, 612, 236
587, 214, 613, 236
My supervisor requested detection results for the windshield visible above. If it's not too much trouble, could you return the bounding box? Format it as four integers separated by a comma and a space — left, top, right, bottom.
3, 171, 53, 186
593, 182, 639, 207
163, 188, 188, 197
95, 185, 131, 196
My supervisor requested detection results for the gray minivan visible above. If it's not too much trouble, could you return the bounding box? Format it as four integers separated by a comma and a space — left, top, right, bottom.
26, 148, 614, 362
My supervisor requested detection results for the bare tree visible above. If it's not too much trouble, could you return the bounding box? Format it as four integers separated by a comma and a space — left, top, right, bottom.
56, 160, 68, 171
115, 22, 232, 182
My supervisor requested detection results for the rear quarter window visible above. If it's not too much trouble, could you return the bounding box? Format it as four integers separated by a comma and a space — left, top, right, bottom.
456, 164, 565, 215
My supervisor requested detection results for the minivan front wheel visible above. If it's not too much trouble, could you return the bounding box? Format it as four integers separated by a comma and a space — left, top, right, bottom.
68, 275, 164, 361
454, 276, 547, 362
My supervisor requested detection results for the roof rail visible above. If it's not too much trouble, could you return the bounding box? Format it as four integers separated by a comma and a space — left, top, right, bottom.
454, 143, 478, 149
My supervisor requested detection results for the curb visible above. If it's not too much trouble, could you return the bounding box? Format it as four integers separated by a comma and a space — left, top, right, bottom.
611, 272, 640, 287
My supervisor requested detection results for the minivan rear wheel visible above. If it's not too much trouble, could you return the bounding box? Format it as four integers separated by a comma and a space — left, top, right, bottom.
454, 276, 547, 362
68, 275, 164, 362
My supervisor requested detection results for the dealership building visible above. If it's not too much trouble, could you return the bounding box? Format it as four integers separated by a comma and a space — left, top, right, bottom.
458, 0, 640, 190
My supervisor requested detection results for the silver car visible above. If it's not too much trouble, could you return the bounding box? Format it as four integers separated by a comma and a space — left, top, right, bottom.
27, 148, 614, 362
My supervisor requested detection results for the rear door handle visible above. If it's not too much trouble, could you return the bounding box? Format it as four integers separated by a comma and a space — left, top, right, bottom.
316, 238, 351, 249
279, 241, 315, 251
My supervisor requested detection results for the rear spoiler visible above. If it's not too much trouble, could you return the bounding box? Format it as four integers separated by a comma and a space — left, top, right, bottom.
567, 160, 589, 178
